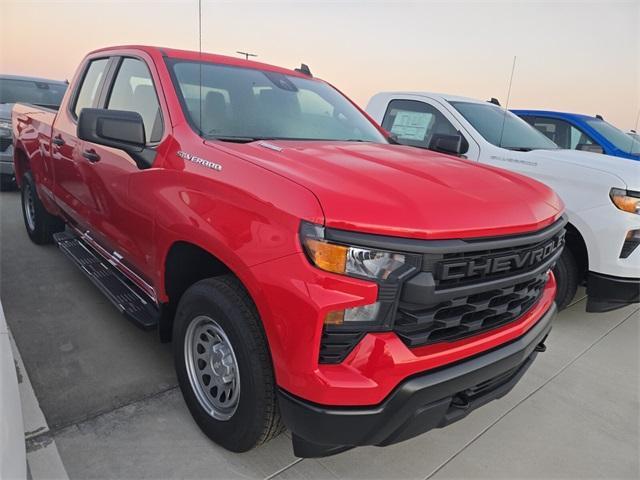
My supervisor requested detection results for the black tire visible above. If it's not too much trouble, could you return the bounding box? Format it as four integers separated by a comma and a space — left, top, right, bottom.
20, 171, 64, 244
552, 247, 579, 310
173, 275, 283, 452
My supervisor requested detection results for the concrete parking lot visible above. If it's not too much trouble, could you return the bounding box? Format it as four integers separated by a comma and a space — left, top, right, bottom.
1, 189, 638, 479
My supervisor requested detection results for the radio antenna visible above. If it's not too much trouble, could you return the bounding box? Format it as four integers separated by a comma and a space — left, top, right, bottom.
198, 0, 203, 135
498, 56, 517, 148
632, 107, 640, 154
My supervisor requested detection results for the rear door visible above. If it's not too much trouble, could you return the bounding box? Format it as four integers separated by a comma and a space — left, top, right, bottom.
76, 55, 166, 289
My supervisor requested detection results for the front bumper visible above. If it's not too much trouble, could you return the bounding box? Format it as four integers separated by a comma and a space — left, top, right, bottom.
279, 302, 555, 457
586, 272, 640, 312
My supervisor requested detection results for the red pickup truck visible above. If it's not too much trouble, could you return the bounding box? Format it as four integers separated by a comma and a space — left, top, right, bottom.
12, 45, 565, 457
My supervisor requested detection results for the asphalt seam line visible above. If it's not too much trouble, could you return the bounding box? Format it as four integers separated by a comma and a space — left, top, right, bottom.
27, 384, 180, 442
264, 458, 304, 480
424, 305, 639, 479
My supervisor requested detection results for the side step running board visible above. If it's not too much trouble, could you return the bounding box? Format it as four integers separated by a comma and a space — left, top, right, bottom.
53, 231, 159, 330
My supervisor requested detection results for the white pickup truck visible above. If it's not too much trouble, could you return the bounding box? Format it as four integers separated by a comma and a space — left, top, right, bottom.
367, 92, 640, 312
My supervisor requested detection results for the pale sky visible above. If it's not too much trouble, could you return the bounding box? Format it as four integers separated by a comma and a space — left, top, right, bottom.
1, 0, 639, 129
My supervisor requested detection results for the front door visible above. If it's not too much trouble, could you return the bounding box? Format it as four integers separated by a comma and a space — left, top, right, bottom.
380, 97, 480, 159
75, 56, 166, 291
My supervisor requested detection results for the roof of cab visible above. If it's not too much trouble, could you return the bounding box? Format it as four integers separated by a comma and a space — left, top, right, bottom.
87, 45, 312, 79
511, 110, 599, 121
375, 92, 487, 104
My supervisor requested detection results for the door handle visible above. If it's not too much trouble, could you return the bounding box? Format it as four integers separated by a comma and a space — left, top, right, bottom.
52, 136, 65, 146
82, 149, 100, 162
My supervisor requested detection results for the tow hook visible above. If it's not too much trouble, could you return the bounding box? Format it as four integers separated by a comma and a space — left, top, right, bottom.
451, 393, 471, 410
535, 334, 549, 352
535, 342, 547, 352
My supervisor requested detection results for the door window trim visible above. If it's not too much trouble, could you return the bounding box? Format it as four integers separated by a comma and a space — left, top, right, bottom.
68, 56, 115, 123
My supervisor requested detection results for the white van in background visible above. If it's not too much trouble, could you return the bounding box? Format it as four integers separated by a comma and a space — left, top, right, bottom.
366, 93, 640, 312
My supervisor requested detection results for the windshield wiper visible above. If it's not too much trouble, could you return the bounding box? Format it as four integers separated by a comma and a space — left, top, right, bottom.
506, 147, 533, 152
208, 135, 261, 143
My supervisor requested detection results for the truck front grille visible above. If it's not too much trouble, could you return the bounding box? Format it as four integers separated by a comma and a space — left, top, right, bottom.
395, 272, 547, 347
317, 217, 566, 363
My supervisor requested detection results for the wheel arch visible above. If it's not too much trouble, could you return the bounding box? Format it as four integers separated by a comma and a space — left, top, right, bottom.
13, 146, 29, 187
159, 240, 267, 344
564, 221, 589, 281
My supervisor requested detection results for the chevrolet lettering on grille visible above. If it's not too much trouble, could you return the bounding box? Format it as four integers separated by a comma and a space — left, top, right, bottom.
437, 232, 565, 281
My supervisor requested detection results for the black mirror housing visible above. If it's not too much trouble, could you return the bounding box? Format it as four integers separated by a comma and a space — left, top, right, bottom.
77, 108, 156, 169
78, 108, 146, 151
429, 133, 468, 156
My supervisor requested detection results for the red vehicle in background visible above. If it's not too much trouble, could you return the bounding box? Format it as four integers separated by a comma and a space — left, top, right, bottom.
12, 45, 565, 457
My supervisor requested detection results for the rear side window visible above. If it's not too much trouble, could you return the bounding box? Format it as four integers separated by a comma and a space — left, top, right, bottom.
107, 58, 163, 143
381, 99, 459, 148
73, 58, 109, 118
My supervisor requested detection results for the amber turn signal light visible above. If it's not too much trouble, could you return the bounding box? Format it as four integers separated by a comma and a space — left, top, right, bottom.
303, 238, 348, 274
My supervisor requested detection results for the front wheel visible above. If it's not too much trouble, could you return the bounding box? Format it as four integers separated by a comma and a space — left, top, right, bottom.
552, 247, 579, 310
173, 276, 284, 452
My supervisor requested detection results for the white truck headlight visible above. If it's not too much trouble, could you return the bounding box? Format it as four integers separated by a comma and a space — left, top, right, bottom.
610, 188, 640, 215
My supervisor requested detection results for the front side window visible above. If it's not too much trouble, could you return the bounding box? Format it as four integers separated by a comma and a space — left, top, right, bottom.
107, 58, 163, 143
0, 78, 67, 108
451, 101, 558, 151
381, 99, 461, 149
525, 117, 596, 150
585, 118, 640, 155
73, 58, 109, 118
168, 60, 386, 143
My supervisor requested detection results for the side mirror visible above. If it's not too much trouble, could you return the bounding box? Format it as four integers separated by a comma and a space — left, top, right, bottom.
576, 143, 604, 154
428, 133, 468, 156
77, 108, 155, 169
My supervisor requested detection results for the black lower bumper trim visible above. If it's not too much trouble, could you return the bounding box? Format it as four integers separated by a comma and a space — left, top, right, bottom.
586, 272, 640, 313
279, 303, 555, 458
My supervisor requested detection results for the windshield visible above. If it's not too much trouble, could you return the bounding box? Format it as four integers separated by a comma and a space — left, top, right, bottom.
168, 60, 386, 143
585, 119, 640, 155
0, 78, 67, 107
450, 101, 558, 151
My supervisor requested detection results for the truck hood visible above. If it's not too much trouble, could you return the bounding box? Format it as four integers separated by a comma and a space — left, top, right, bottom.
530, 149, 639, 189
211, 140, 563, 240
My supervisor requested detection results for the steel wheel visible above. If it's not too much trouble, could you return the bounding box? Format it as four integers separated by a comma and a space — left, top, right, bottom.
184, 315, 240, 421
23, 182, 36, 232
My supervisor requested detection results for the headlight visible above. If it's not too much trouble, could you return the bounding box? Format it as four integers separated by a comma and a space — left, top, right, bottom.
0, 120, 11, 138
300, 221, 407, 281
610, 188, 640, 215
300, 221, 417, 328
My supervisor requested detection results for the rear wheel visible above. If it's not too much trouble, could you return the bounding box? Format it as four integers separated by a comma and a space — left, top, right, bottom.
552, 247, 579, 310
173, 275, 283, 452
21, 171, 64, 244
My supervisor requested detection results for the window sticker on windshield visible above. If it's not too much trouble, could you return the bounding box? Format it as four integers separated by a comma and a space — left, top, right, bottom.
390, 110, 433, 141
